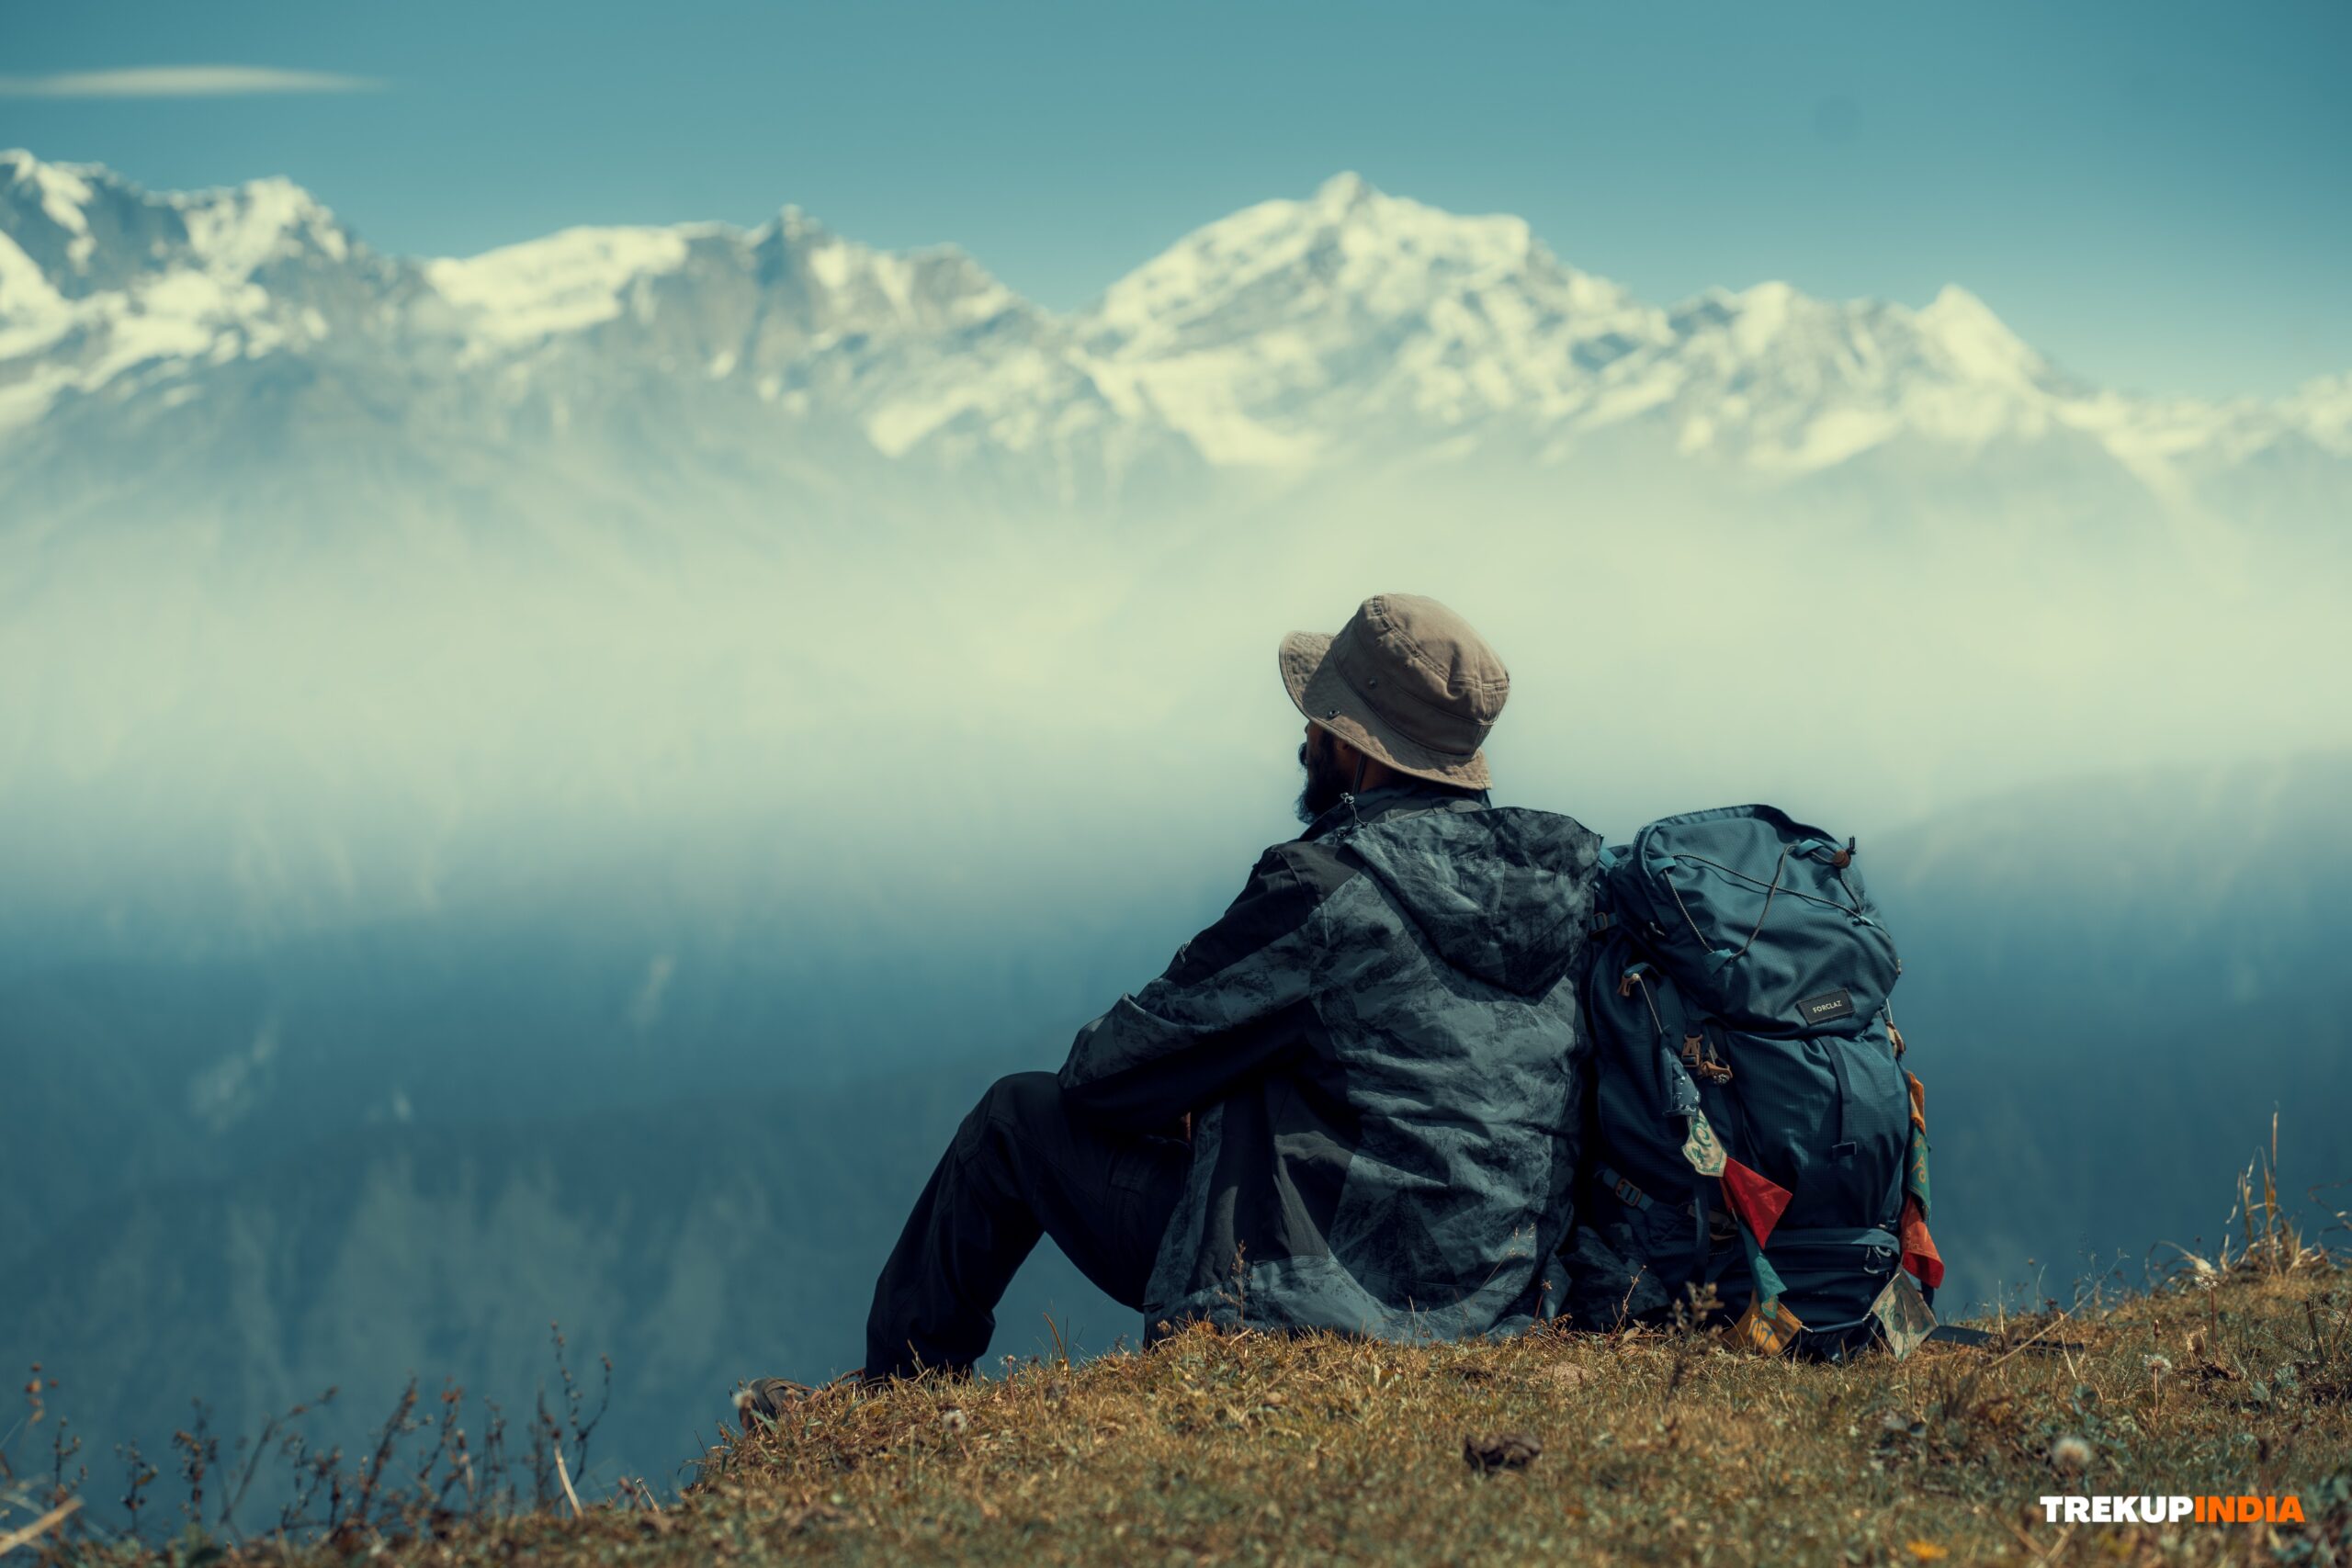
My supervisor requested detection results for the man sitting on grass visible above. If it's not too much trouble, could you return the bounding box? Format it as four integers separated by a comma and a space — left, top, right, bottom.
741, 593, 1602, 1418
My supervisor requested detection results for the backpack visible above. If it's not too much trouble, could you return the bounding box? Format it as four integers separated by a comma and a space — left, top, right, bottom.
1564, 805, 1942, 1359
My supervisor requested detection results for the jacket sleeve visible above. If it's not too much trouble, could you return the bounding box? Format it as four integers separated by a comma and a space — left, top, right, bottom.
1057, 844, 1328, 1132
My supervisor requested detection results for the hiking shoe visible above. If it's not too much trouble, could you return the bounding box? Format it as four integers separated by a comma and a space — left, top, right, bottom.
735, 1378, 810, 1429
734, 1371, 866, 1430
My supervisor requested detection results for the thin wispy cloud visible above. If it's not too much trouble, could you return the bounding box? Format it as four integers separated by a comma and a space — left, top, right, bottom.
0, 66, 382, 99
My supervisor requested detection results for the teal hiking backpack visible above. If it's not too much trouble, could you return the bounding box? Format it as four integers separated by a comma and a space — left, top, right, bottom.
1561, 805, 1942, 1359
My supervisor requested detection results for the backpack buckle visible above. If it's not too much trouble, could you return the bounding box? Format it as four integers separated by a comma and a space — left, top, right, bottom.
1680, 1032, 1734, 1084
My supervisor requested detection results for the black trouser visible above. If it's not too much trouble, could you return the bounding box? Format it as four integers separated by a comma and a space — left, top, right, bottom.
865, 1071, 1189, 1380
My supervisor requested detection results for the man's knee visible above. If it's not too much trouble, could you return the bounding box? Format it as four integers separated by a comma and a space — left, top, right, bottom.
980, 1070, 1065, 1129
954, 1071, 1066, 1165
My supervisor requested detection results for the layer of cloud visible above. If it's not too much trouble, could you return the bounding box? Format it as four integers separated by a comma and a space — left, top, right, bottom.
0, 66, 381, 99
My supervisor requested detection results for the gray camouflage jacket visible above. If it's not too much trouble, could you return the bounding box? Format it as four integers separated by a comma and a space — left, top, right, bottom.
1058, 783, 1602, 1341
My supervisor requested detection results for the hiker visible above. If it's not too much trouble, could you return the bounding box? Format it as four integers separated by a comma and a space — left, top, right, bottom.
741, 593, 1602, 1418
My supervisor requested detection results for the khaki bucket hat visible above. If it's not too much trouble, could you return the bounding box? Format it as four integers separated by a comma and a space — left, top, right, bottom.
1278, 593, 1508, 791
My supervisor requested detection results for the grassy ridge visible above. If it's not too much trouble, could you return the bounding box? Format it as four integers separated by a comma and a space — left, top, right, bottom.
39, 1257, 2335, 1564
14, 1166, 2347, 1566
678, 1263, 2350, 1566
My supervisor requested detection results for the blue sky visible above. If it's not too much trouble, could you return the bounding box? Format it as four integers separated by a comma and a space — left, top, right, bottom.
5, 0, 2346, 400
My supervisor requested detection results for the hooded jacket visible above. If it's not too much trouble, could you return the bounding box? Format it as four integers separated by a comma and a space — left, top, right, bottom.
1058, 783, 1602, 1340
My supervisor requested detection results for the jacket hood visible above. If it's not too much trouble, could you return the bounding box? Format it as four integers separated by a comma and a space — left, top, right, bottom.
1332, 795, 1603, 996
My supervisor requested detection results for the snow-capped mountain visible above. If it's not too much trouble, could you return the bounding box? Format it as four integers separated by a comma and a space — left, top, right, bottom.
0, 155, 390, 424
3, 152, 2345, 530
1074, 173, 2076, 476
0, 150, 1216, 531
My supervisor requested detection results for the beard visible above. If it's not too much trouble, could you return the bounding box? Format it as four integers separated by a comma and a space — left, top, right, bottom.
1295, 729, 1357, 825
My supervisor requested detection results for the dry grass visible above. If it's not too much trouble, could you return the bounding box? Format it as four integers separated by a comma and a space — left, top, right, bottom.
24, 1127, 2351, 1566
48, 1258, 2336, 1567
679, 1263, 2351, 1567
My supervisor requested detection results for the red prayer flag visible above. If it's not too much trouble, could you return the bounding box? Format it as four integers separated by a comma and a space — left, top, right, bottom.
1899, 1193, 1944, 1290
1719, 1157, 1793, 1249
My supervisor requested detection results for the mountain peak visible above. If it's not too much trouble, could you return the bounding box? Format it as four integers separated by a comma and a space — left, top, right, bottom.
766, 204, 832, 246
1917, 283, 2006, 334
2, 148, 104, 244
171, 174, 352, 276
2283, 371, 2352, 452
1084, 175, 1551, 345
1911, 282, 2042, 384
1311, 170, 1374, 211
425, 225, 695, 351
1, 147, 101, 181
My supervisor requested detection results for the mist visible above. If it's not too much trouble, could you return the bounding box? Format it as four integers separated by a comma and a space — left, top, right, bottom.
7, 463, 2343, 965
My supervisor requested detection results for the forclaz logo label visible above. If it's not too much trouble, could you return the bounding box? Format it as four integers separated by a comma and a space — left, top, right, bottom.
1795, 987, 1853, 1023
2039, 1494, 2306, 1525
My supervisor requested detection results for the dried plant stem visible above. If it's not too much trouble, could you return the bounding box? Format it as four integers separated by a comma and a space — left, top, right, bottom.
0, 1494, 82, 1553
551, 1442, 582, 1518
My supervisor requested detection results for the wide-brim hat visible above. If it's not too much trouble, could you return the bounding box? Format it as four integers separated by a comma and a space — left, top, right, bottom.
1278, 592, 1507, 791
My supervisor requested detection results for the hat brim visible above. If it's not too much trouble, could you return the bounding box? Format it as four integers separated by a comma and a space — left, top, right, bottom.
1278, 630, 1491, 790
